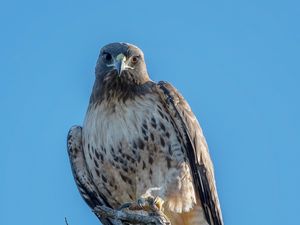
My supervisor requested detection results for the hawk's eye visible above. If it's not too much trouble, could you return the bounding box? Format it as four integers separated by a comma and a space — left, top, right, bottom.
102, 52, 112, 62
131, 56, 139, 64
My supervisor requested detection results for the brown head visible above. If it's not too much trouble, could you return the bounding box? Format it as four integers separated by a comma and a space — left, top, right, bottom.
91, 43, 151, 103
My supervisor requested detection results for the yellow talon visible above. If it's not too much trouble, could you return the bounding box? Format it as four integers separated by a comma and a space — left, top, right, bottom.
152, 196, 165, 211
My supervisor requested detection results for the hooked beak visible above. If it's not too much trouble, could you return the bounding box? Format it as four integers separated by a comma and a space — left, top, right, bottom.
106, 53, 134, 76
114, 53, 126, 76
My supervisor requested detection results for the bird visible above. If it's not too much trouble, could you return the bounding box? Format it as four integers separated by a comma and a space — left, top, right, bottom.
67, 42, 223, 225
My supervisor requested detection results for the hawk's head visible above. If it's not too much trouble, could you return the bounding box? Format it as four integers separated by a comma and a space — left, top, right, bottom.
95, 43, 149, 85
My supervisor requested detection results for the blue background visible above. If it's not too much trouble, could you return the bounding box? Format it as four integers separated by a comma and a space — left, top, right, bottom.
1, 1, 299, 225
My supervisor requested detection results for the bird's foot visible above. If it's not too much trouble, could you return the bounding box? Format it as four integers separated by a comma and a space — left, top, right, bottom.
118, 196, 164, 212
138, 195, 164, 212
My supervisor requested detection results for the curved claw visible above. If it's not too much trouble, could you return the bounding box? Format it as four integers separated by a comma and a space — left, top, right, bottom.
118, 196, 165, 212
139, 196, 164, 212
137, 197, 146, 208
151, 196, 165, 211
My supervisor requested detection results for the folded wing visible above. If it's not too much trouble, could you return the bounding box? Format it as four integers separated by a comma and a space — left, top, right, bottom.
156, 81, 223, 225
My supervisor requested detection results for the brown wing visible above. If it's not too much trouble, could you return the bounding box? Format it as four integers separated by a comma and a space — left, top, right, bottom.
67, 126, 117, 225
156, 81, 224, 225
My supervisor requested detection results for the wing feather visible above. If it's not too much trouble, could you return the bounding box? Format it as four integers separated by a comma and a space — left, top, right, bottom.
67, 126, 115, 225
156, 81, 223, 225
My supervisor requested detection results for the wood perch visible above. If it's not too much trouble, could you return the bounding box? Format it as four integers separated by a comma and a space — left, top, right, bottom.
94, 205, 171, 225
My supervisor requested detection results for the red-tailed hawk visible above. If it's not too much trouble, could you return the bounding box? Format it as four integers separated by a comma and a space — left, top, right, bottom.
67, 42, 223, 225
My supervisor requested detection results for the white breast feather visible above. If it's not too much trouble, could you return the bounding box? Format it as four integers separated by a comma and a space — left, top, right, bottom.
82, 94, 197, 214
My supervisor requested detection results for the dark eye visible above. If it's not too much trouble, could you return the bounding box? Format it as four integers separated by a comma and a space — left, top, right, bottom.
131, 55, 139, 64
102, 52, 112, 62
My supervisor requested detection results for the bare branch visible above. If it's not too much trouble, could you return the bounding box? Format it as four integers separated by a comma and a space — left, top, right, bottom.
94, 205, 171, 225
65, 217, 69, 225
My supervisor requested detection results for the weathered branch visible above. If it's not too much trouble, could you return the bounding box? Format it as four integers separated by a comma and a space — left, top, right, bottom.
94, 205, 171, 225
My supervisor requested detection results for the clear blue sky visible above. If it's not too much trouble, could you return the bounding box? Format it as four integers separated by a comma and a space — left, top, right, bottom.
1, 1, 299, 225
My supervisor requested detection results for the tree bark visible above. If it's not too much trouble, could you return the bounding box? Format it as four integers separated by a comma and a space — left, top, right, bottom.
94, 205, 171, 225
